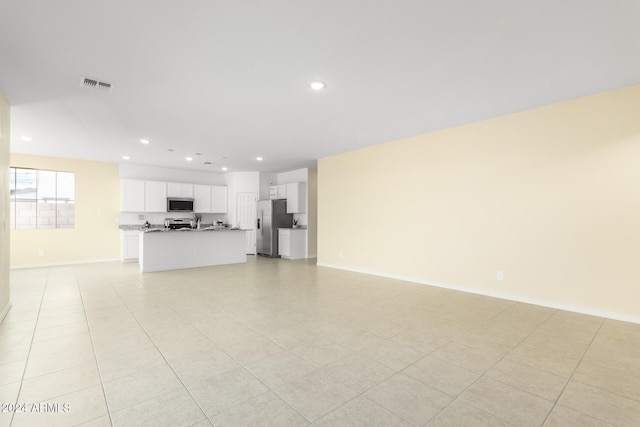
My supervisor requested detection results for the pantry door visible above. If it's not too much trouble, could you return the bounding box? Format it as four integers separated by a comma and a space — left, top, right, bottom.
237, 192, 256, 254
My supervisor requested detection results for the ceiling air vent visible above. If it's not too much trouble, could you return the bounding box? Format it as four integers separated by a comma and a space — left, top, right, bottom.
80, 77, 114, 93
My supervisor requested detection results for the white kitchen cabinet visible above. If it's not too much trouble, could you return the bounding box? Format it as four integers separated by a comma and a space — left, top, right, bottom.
182, 184, 194, 198
269, 184, 287, 200
277, 184, 287, 200
211, 186, 228, 213
286, 182, 307, 213
144, 181, 167, 212
279, 230, 291, 258
167, 182, 194, 198
278, 228, 306, 259
193, 184, 212, 213
121, 180, 145, 212
121, 230, 140, 261
193, 185, 227, 213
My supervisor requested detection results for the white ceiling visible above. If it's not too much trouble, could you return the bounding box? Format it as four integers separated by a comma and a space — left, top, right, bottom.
1, 1, 639, 173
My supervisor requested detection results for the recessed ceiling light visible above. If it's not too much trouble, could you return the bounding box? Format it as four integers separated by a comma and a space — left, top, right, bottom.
222, 167, 228, 171
256, 156, 263, 161
20, 136, 32, 141
186, 157, 193, 161
140, 139, 150, 144
310, 81, 326, 90
122, 156, 130, 160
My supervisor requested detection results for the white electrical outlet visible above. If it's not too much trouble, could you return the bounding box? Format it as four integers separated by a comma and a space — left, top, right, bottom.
338, 251, 344, 259
38, 249, 45, 257
497, 270, 504, 281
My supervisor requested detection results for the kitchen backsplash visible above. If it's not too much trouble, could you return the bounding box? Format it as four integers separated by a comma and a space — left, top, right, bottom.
293, 213, 307, 226
120, 211, 301, 227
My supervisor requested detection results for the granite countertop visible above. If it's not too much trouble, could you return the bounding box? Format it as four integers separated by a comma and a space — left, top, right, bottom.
145, 227, 244, 233
119, 224, 161, 231
120, 225, 244, 233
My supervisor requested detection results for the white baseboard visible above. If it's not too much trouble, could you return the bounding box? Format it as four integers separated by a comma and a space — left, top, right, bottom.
317, 262, 640, 325
10, 258, 121, 270
0, 302, 12, 324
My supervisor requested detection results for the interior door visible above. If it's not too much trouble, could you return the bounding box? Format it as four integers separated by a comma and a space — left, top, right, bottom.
237, 192, 257, 254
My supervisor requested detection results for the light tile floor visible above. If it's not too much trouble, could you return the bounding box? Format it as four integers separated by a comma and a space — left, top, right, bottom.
1, 257, 640, 426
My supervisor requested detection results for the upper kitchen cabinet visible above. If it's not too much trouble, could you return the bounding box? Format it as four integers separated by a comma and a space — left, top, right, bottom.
286, 182, 306, 213
269, 185, 287, 200
212, 186, 228, 213
145, 181, 167, 212
167, 182, 194, 198
121, 179, 145, 212
193, 185, 228, 213
277, 185, 287, 200
193, 184, 212, 213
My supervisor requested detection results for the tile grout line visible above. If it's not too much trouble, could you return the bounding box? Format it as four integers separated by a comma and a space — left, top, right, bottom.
416, 305, 559, 426
226, 282, 417, 425
538, 318, 608, 427
10, 259, 639, 426
161, 263, 364, 424
260, 297, 451, 425
109, 275, 216, 420
75, 265, 116, 427
314, 372, 414, 426
233, 270, 499, 425
179, 301, 314, 424
84, 267, 187, 420
314, 298, 524, 425
107, 270, 291, 425
9, 267, 51, 427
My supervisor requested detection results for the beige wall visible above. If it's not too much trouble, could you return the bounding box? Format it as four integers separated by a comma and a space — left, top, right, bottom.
0, 89, 10, 321
318, 85, 640, 323
308, 168, 317, 257
10, 153, 120, 268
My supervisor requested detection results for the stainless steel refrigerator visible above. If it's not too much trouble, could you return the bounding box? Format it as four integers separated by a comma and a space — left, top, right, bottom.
256, 200, 293, 257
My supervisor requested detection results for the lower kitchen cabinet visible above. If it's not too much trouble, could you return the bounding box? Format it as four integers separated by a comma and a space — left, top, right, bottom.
278, 228, 306, 259
121, 230, 140, 261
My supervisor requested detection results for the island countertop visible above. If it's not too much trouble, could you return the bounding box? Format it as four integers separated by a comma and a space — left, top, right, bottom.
141, 227, 245, 233
120, 224, 243, 232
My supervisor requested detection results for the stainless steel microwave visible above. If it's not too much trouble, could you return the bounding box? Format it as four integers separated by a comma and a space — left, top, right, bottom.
167, 197, 194, 212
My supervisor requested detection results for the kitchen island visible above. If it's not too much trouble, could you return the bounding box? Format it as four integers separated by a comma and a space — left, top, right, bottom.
139, 228, 246, 273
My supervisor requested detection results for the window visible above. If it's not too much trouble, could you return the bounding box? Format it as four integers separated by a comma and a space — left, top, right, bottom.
9, 168, 75, 229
